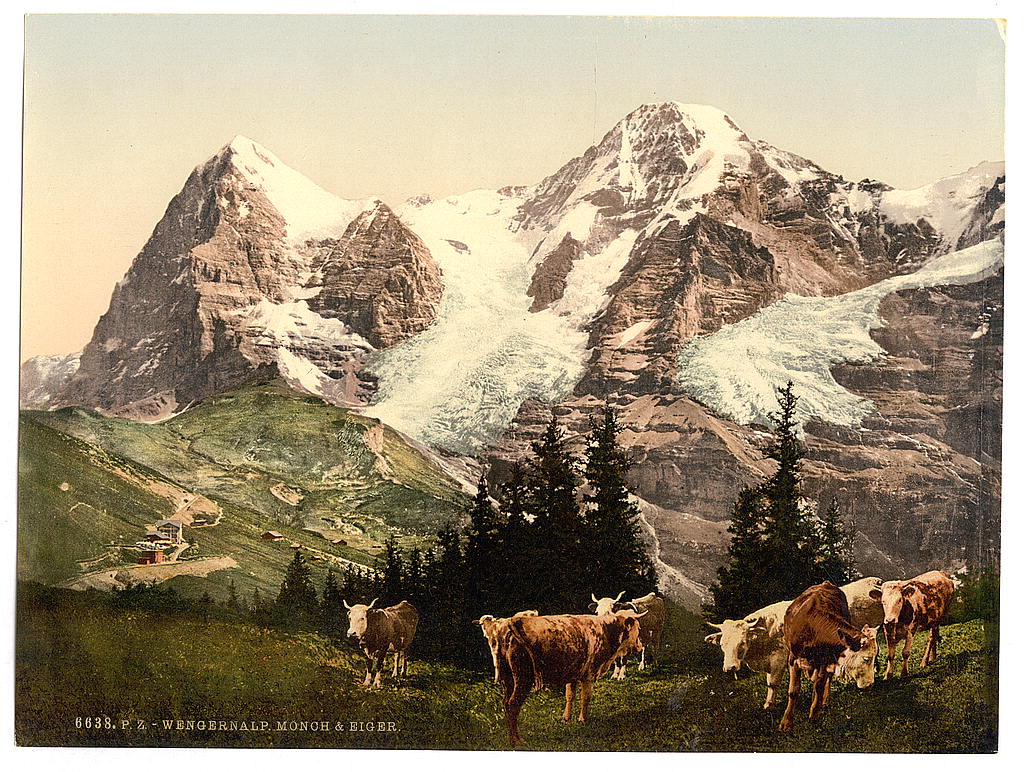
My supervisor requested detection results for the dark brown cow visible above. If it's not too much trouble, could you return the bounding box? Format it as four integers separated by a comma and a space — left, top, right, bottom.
779, 581, 876, 732
344, 598, 419, 688
870, 570, 954, 680
497, 612, 644, 746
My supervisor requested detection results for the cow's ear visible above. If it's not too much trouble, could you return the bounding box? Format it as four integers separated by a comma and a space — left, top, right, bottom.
704, 632, 722, 645
868, 588, 882, 600
839, 629, 862, 651
901, 584, 916, 597
588, 602, 598, 612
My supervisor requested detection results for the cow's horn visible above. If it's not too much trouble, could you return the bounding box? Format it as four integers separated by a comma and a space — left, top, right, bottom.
343, 599, 352, 610
591, 593, 599, 603
368, 597, 378, 609
615, 590, 625, 602
705, 621, 723, 630
634, 609, 649, 618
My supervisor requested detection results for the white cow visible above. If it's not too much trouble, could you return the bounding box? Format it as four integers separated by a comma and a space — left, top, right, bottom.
705, 600, 791, 709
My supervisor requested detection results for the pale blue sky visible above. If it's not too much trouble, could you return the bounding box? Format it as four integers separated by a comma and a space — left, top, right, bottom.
22, 15, 1005, 358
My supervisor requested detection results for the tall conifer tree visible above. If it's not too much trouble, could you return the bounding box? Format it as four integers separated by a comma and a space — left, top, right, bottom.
582, 405, 657, 598
276, 549, 319, 625
527, 415, 584, 611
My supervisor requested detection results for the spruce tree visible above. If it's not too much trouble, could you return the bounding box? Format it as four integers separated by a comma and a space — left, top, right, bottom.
582, 405, 657, 599
427, 525, 467, 659
321, 569, 345, 632
226, 578, 240, 610
527, 415, 585, 611
405, 548, 425, 608
707, 486, 767, 619
759, 382, 818, 603
814, 497, 856, 585
706, 383, 859, 621
380, 535, 405, 605
464, 473, 501, 617
496, 461, 535, 610
276, 549, 319, 625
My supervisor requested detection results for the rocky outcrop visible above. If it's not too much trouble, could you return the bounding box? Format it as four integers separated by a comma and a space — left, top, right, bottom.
527, 234, 583, 311
579, 214, 780, 396
306, 202, 443, 348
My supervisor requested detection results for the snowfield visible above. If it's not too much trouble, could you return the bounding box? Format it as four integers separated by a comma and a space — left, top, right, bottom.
675, 238, 1004, 429
363, 191, 593, 455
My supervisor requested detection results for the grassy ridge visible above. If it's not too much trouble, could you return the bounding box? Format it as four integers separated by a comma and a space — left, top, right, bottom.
15, 586, 996, 752
25, 381, 467, 540
19, 381, 470, 596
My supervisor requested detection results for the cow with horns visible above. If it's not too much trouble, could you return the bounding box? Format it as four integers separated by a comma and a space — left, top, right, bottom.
343, 598, 419, 688
589, 591, 666, 678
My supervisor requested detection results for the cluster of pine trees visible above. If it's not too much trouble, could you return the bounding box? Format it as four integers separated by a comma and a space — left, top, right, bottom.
240, 405, 658, 667
706, 382, 856, 621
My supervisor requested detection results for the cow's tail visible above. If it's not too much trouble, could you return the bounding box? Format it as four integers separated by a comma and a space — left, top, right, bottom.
507, 617, 543, 692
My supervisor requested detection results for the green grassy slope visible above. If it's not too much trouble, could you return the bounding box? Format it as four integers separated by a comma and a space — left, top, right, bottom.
19, 381, 469, 596
15, 586, 997, 752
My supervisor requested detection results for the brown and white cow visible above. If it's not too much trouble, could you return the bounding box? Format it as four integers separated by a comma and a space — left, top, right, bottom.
779, 581, 877, 732
870, 570, 954, 680
590, 591, 666, 679
344, 598, 419, 688
497, 611, 645, 746
704, 577, 882, 709
705, 600, 791, 710
475, 610, 539, 682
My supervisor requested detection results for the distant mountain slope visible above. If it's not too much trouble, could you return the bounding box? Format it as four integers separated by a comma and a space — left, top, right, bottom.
20, 381, 469, 593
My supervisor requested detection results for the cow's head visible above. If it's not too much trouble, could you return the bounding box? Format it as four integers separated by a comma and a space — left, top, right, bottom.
590, 591, 625, 615
512, 609, 539, 617
475, 614, 499, 640
872, 581, 915, 628
836, 625, 880, 688
704, 617, 768, 674
613, 609, 647, 656
343, 597, 378, 641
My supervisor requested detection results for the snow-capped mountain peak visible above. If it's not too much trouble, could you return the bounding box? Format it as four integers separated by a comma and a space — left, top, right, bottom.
215, 135, 374, 242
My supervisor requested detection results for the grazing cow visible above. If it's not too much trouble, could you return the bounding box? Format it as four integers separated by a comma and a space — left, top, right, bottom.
705, 600, 791, 709
871, 570, 954, 680
475, 610, 539, 682
704, 577, 883, 706
590, 592, 666, 679
344, 598, 419, 688
779, 581, 877, 732
498, 611, 645, 746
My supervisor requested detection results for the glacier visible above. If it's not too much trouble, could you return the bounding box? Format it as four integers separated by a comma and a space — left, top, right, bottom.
675, 238, 1004, 429
363, 190, 595, 455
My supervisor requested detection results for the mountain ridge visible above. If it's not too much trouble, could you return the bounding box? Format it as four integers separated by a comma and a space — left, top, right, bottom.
21, 101, 1004, 601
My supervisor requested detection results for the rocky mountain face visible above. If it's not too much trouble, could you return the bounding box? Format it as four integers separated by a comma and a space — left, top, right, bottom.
51, 137, 442, 419
25, 104, 1004, 604
306, 202, 443, 348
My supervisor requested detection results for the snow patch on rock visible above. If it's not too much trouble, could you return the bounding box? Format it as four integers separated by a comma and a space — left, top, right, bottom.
676, 239, 1004, 429
225, 136, 373, 242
